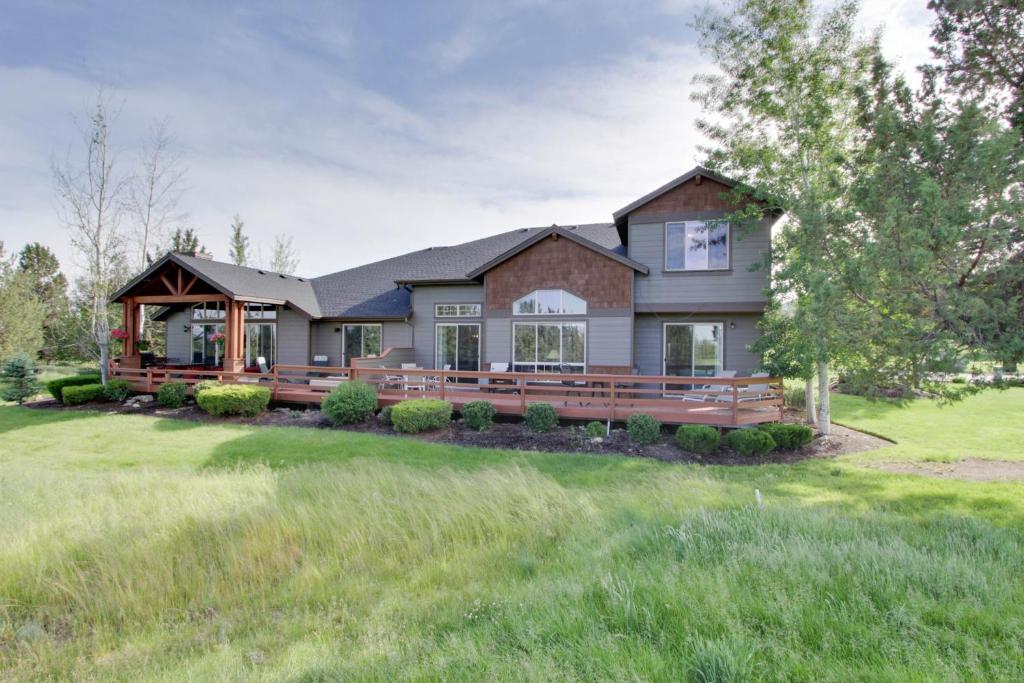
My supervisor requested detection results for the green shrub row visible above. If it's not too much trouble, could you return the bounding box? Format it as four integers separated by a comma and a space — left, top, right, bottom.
462, 400, 496, 431
585, 421, 606, 438
103, 379, 135, 402
726, 428, 776, 456
196, 385, 271, 417
62, 383, 105, 405
47, 374, 102, 402
322, 381, 377, 425
627, 413, 662, 444
758, 423, 813, 450
524, 403, 558, 432
392, 399, 452, 433
675, 425, 720, 454
158, 382, 188, 408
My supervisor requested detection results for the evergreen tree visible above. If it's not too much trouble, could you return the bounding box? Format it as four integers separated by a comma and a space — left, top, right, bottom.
17, 243, 69, 360
168, 227, 207, 256
0, 354, 42, 404
228, 214, 250, 266
0, 243, 46, 361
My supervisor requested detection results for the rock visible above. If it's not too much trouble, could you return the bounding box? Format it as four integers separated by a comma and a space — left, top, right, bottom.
137, 394, 154, 403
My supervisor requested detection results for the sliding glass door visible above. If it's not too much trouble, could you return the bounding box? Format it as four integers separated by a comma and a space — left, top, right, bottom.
342, 324, 382, 366
436, 323, 480, 372
664, 323, 723, 379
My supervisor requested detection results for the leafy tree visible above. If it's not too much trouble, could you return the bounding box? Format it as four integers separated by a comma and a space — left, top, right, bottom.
228, 214, 250, 266
269, 233, 299, 275
926, 0, 1024, 130
0, 243, 46, 361
17, 243, 70, 360
0, 354, 42, 404
751, 302, 818, 424
692, 0, 875, 434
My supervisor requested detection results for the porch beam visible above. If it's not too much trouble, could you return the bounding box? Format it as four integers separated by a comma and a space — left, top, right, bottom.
159, 274, 178, 295
181, 274, 198, 295
128, 294, 228, 304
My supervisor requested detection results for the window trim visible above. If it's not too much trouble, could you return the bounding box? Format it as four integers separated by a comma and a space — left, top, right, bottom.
512, 321, 587, 373
661, 321, 725, 378
664, 220, 731, 272
434, 322, 481, 371
434, 303, 482, 318
511, 289, 588, 316
342, 323, 383, 365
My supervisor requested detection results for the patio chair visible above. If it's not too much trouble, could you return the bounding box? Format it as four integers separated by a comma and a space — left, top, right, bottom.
400, 363, 425, 391
680, 370, 736, 403
559, 363, 589, 406
480, 362, 509, 390
737, 372, 772, 402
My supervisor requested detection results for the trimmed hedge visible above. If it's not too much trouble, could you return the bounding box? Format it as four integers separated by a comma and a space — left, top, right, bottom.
462, 400, 496, 431
524, 403, 558, 433
321, 381, 377, 425
758, 423, 813, 450
103, 379, 134, 402
675, 424, 720, 455
585, 421, 606, 438
726, 428, 776, 456
158, 382, 188, 408
47, 374, 102, 403
377, 404, 393, 426
391, 399, 453, 433
62, 383, 105, 405
196, 384, 271, 417
627, 414, 662, 444
193, 380, 222, 398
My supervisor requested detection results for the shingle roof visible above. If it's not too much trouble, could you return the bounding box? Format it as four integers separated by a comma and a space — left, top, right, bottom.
611, 166, 739, 222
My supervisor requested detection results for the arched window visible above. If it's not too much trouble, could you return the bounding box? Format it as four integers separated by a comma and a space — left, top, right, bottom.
512, 289, 587, 315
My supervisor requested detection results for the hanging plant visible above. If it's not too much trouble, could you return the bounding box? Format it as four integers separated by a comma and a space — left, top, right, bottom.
210, 332, 226, 346
110, 329, 129, 341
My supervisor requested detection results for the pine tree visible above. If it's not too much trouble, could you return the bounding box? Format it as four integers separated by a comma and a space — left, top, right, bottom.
0, 354, 42, 404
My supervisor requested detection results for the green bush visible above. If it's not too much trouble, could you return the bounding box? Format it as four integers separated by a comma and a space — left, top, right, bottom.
462, 400, 496, 431
726, 428, 776, 456
391, 399, 453, 433
321, 381, 378, 425
783, 385, 806, 409
950, 377, 967, 384
193, 379, 222, 397
675, 424, 720, 454
157, 382, 188, 408
102, 379, 134, 402
377, 404, 393, 426
585, 421, 606, 438
196, 384, 271, 417
1, 354, 41, 404
62, 383, 105, 405
524, 403, 558, 433
626, 413, 662, 444
758, 423, 813, 450
47, 374, 102, 403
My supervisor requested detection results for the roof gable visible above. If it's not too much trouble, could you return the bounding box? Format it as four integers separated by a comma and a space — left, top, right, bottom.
612, 166, 740, 222
465, 226, 648, 278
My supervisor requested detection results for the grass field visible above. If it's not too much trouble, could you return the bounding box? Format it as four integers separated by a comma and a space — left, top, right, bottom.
1, 390, 1023, 680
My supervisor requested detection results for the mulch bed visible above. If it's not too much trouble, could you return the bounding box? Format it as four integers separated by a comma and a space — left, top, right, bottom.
27, 398, 888, 465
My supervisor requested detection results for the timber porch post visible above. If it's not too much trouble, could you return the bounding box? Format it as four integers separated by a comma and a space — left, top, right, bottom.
223, 299, 246, 374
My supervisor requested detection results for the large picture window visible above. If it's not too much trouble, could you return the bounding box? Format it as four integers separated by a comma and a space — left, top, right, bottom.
513, 322, 585, 373
435, 323, 480, 372
191, 301, 226, 320
513, 289, 587, 315
343, 324, 382, 365
665, 221, 729, 271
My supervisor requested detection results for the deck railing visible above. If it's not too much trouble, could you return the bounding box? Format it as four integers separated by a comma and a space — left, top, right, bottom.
108, 363, 784, 426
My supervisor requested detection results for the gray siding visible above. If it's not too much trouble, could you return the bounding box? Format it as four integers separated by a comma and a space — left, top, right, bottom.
587, 316, 633, 367
309, 320, 412, 366
629, 217, 771, 306
276, 307, 310, 366
165, 309, 190, 363
633, 313, 763, 376
410, 284, 485, 368
484, 318, 511, 368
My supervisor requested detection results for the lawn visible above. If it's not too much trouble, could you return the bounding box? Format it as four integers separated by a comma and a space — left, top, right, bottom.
1, 391, 1023, 681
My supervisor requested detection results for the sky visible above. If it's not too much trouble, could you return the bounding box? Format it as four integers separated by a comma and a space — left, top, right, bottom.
0, 0, 934, 279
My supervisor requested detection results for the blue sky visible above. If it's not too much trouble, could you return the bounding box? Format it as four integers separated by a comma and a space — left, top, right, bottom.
0, 0, 932, 277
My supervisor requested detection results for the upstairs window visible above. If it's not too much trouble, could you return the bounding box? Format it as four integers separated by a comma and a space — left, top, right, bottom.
665, 221, 729, 271
435, 303, 481, 318
513, 289, 587, 315
244, 303, 277, 320
191, 301, 225, 320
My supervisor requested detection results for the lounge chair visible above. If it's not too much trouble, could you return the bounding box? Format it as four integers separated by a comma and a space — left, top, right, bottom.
738, 372, 772, 402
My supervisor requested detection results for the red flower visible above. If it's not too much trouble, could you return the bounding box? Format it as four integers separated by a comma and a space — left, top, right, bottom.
210, 332, 226, 343
110, 329, 129, 340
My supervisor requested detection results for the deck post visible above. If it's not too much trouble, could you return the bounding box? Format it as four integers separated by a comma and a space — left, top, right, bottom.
145, 367, 153, 393
440, 368, 446, 400
272, 365, 279, 400
519, 372, 527, 415
731, 382, 739, 425
609, 379, 617, 423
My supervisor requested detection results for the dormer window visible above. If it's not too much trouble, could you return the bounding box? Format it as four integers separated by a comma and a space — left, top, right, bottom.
665, 221, 729, 271
513, 289, 587, 315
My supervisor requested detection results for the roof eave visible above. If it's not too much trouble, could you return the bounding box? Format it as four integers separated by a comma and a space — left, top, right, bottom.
109, 253, 237, 303
611, 166, 739, 222
464, 227, 648, 279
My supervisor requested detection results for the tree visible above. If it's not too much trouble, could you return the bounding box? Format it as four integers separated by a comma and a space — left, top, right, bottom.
751, 302, 818, 424
52, 94, 130, 384
927, 0, 1024, 130
0, 243, 47, 361
17, 243, 70, 360
268, 233, 299, 275
692, 0, 875, 434
228, 214, 251, 266
0, 354, 42, 404
168, 227, 207, 255
127, 119, 187, 270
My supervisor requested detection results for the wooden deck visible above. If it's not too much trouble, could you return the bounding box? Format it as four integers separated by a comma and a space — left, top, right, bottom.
108, 364, 784, 427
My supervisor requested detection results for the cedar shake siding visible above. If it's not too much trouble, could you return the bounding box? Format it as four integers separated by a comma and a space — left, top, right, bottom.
484, 233, 633, 311
628, 177, 739, 217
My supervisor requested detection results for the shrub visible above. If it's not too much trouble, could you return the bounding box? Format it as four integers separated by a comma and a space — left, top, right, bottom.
675, 424, 720, 455
193, 379, 222, 397
627, 413, 662, 444
62, 383, 105, 405
462, 400, 496, 431
1, 354, 41, 404
196, 384, 271, 417
950, 377, 966, 384
377, 404, 393, 426
321, 381, 377, 425
102, 379, 134, 402
783, 385, 806, 409
524, 403, 558, 433
391, 399, 453, 433
758, 423, 813, 450
726, 428, 776, 456
157, 381, 188, 408
585, 421, 606, 438
47, 374, 102, 403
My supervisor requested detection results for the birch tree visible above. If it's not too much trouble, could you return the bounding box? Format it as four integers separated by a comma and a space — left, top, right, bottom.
268, 233, 299, 275
228, 214, 251, 266
52, 95, 129, 384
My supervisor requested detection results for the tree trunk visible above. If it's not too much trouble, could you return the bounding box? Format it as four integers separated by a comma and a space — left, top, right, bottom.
817, 360, 831, 436
804, 376, 817, 425
99, 341, 110, 385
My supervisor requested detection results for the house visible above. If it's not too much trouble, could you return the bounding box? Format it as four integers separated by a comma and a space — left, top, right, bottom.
112, 166, 777, 385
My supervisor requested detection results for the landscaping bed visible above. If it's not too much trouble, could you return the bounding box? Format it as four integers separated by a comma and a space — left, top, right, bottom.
29, 396, 887, 464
